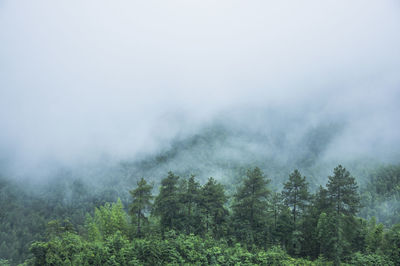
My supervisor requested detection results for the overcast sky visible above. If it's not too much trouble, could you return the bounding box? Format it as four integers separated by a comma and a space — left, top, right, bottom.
1, 0, 400, 175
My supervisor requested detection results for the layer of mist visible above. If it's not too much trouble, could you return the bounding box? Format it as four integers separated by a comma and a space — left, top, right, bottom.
0, 1, 399, 186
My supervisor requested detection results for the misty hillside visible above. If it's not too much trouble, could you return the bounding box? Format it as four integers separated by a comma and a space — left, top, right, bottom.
1, 111, 399, 265
2, 0, 400, 265
1, 154, 400, 265
14, 115, 364, 194
90, 113, 383, 191
2, 114, 394, 211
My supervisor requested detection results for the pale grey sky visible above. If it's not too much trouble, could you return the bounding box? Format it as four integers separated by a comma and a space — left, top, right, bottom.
1, 1, 400, 175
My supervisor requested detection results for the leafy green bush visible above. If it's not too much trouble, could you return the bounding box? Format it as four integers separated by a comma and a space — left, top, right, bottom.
348, 252, 394, 266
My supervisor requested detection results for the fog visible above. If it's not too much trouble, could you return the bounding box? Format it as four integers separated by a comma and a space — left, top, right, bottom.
1, 0, 400, 180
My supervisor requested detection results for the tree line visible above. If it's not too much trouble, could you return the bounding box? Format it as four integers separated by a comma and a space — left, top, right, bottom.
13, 165, 400, 265
128, 166, 368, 264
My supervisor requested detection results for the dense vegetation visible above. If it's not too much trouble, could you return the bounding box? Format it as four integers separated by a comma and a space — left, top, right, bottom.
359, 164, 400, 225
1, 164, 400, 265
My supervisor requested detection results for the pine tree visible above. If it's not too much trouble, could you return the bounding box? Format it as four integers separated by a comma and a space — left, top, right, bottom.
200, 177, 228, 238
282, 170, 310, 255
366, 217, 384, 253
301, 187, 328, 259
275, 205, 294, 249
180, 175, 201, 234
326, 165, 360, 265
153, 171, 183, 235
383, 223, 400, 265
270, 192, 283, 239
314, 185, 330, 214
316, 212, 336, 260
282, 169, 310, 228
232, 167, 270, 247
129, 178, 153, 237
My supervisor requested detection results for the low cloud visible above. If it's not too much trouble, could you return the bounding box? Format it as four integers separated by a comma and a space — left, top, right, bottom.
0, 0, 399, 178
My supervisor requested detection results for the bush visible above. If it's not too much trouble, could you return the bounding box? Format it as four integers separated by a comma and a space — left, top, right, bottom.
348, 252, 394, 266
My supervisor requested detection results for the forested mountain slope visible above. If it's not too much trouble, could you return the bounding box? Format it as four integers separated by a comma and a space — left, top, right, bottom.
1, 166, 399, 265
1, 121, 399, 265
1, 161, 400, 265
360, 164, 400, 225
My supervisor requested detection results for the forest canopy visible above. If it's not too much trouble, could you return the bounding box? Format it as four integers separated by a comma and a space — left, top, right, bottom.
1, 164, 399, 265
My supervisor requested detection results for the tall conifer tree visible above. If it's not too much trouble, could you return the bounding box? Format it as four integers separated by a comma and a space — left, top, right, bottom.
181, 175, 201, 234
282, 169, 310, 228
200, 177, 228, 238
232, 167, 270, 246
129, 178, 153, 236
326, 165, 360, 265
153, 171, 182, 235
282, 170, 310, 254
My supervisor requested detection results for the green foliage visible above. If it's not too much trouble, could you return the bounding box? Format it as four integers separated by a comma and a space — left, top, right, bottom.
232, 167, 271, 246
0, 259, 10, 266
85, 199, 128, 240
29, 232, 85, 266
282, 169, 310, 225
365, 164, 400, 197
153, 171, 183, 234
282, 169, 310, 255
129, 177, 153, 237
366, 217, 384, 253
200, 177, 228, 238
316, 212, 336, 260
326, 165, 360, 264
180, 175, 202, 235
0, 177, 48, 264
275, 205, 293, 249
349, 252, 394, 266
360, 164, 400, 225
382, 223, 400, 265
1, 164, 399, 265
327, 165, 360, 217
269, 192, 285, 244
26, 199, 326, 266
